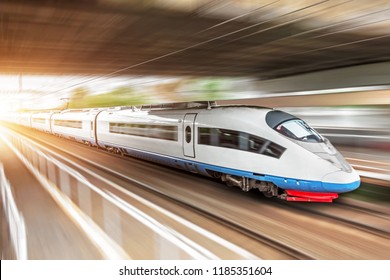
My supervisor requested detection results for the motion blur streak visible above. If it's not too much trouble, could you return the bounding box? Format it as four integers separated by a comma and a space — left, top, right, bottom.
0, 163, 28, 260
1, 0, 390, 260
0, 131, 130, 260
2, 130, 212, 260
1, 127, 261, 259
27, 132, 260, 259
1, 121, 389, 259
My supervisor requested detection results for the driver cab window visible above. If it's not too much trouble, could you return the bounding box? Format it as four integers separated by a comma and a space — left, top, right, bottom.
276, 119, 323, 143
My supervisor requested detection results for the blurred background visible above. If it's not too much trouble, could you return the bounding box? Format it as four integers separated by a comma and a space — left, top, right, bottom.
0, 0, 389, 260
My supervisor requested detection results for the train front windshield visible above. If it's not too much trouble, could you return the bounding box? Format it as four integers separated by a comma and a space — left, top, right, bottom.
275, 119, 323, 143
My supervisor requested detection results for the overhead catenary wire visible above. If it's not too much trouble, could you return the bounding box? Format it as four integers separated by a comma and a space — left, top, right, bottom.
40, 0, 328, 95
17, 0, 389, 101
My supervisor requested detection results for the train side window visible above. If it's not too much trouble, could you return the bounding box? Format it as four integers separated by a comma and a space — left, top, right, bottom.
218, 129, 239, 149
54, 119, 82, 129
263, 142, 286, 158
185, 126, 192, 143
210, 128, 219, 146
239, 132, 249, 151
109, 122, 178, 141
197, 126, 285, 159
32, 118, 45, 124
248, 135, 266, 152
198, 127, 211, 144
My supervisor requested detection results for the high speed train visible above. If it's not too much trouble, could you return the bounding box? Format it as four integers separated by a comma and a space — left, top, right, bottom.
8, 101, 360, 202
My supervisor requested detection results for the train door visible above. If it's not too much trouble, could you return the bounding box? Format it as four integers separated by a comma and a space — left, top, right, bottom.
90, 117, 94, 139
183, 113, 197, 158
89, 110, 103, 146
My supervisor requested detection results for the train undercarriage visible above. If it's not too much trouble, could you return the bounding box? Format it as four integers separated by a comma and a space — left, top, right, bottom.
103, 145, 338, 203
211, 172, 338, 202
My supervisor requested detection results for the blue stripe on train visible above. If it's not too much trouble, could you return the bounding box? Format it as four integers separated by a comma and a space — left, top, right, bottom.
100, 141, 359, 193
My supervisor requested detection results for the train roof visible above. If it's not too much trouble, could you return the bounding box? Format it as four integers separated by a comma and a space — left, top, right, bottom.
30, 102, 274, 118
102, 102, 273, 115
136, 101, 272, 112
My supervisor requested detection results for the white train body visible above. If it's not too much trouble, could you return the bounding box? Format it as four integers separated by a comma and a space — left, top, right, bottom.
19, 112, 33, 127
31, 112, 53, 133
50, 109, 101, 146
10, 102, 360, 202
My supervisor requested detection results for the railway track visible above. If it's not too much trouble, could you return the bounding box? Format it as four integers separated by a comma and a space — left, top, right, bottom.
4, 125, 311, 259
4, 123, 390, 259
276, 200, 389, 239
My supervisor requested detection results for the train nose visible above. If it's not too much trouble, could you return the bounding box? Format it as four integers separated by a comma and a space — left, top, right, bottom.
321, 169, 360, 193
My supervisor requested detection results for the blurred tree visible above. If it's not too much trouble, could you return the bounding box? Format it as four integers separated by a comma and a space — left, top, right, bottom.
68, 85, 150, 109
108, 86, 134, 96
202, 79, 222, 100
70, 86, 89, 100
68, 87, 90, 108
153, 80, 185, 102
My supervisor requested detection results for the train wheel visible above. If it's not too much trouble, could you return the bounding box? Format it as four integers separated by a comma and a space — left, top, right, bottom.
226, 180, 234, 187
262, 191, 274, 198
116, 148, 124, 156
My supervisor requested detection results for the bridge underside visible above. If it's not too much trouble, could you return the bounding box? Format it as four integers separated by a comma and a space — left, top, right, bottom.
1, 0, 389, 79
